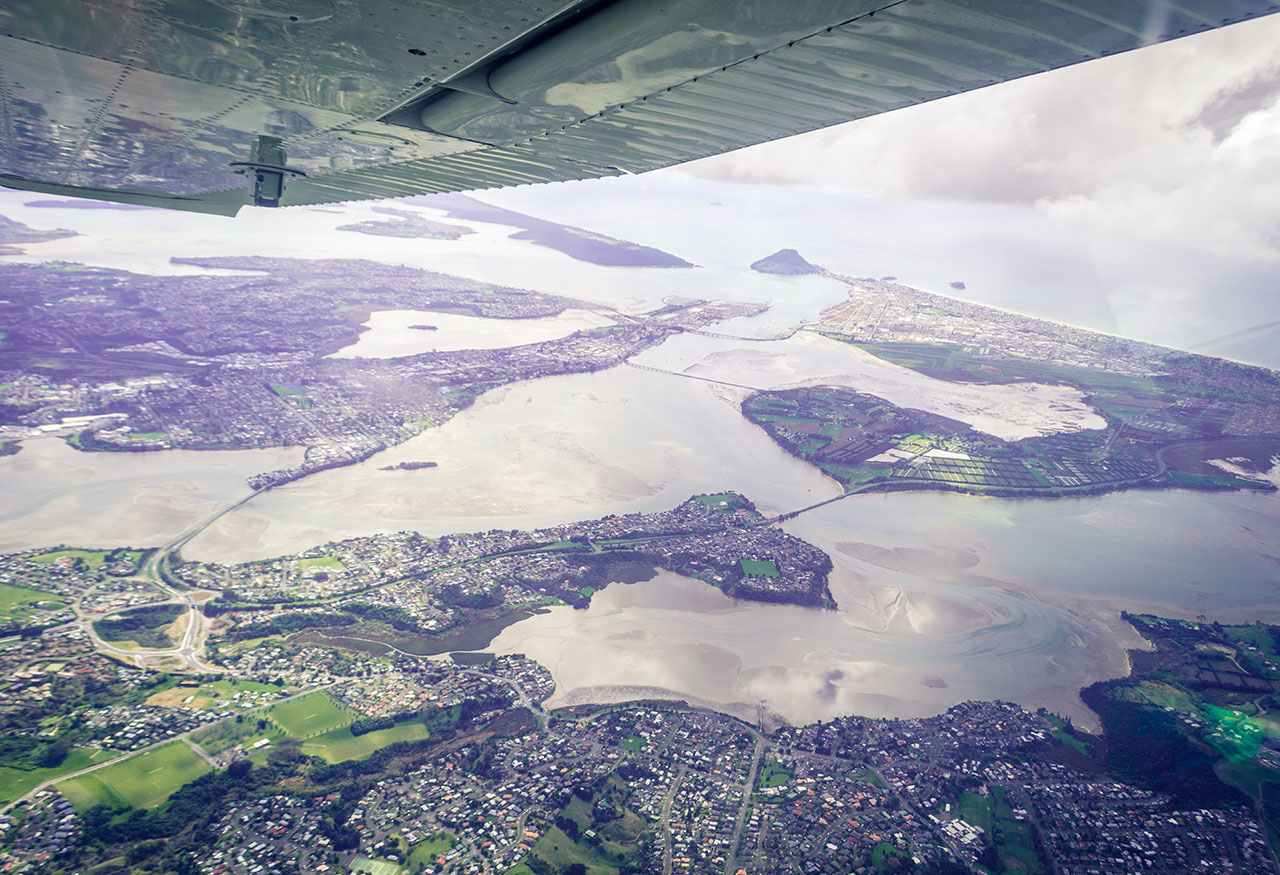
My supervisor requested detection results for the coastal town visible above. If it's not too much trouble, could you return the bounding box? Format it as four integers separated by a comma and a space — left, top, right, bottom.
0, 255, 761, 485
716, 253, 1280, 499
184, 493, 834, 644
2, 509, 1280, 874
812, 272, 1168, 376
1, 631, 1274, 875
806, 268, 1280, 441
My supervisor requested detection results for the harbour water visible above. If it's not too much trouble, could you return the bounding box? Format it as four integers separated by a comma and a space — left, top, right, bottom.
0, 439, 303, 551
4, 185, 1278, 730
484, 486, 1280, 731
329, 308, 617, 358
172, 348, 1280, 730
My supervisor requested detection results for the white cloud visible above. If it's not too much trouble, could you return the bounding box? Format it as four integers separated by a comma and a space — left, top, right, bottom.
677, 15, 1280, 353
685, 16, 1280, 208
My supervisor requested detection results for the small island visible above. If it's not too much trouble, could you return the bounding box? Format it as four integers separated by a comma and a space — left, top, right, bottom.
378, 460, 438, 471
749, 248, 820, 275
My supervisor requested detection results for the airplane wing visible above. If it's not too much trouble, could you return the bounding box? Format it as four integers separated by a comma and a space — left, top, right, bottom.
0, 0, 1275, 215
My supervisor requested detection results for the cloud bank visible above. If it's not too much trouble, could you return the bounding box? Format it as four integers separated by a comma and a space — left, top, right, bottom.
678, 17, 1280, 358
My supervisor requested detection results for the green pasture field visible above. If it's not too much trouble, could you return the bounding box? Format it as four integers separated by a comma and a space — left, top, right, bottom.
0, 583, 67, 619
300, 721, 429, 764
190, 717, 284, 756
561, 794, 594, 830
265, 691, 356, 738
1221, 625, 1277, 652
408, 832, 456, 867
739, 558, 779, 578
1219, 759, 1280, 799
30, 549, 110, 569
1042, 714, 1090, 755
522, 824, 617, 875
0, 748, 117, 806
757, 759, 793, 789
955, 791, 994, 833
298, 556, 344, 570
147, 678, 284, 710
58, 742, 210, 811
988, 785, 1045, 873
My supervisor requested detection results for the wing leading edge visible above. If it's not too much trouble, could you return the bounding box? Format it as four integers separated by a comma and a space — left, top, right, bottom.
0, 0, 1276, 215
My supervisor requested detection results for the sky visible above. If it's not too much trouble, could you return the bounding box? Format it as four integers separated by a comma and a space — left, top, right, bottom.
663, 14, 1280, 359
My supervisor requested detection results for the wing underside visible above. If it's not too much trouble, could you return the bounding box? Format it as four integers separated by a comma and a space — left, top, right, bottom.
0, 0, 1276, 214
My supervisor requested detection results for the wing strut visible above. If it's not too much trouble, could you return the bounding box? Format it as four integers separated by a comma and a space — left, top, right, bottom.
229, 136, 307, 208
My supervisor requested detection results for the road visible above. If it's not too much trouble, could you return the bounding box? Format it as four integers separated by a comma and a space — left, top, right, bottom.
725, 733, 765, 875
624, 360, 762, 392
69, 484, 270, 672
660, 765, 687, 875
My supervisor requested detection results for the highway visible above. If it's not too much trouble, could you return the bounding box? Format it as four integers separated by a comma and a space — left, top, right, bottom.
72, 485, 269, 673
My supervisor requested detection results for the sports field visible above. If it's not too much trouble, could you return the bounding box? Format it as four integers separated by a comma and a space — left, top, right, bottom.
298, 555, 344, 570
739, 558, 780, 578
694, 492, 749, 512
619, 734, 645, 752
349, 857, 405, 875
0, 748, 116, 805
266, 691, 356, 738
301, 721, 428, 764
58, 742, 210, 810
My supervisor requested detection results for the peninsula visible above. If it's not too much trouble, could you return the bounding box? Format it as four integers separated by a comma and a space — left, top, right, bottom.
740, 249, 1280, 498
414, 193, 695, 267
743, 385, 1279, 497
0, 257, 748, 486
